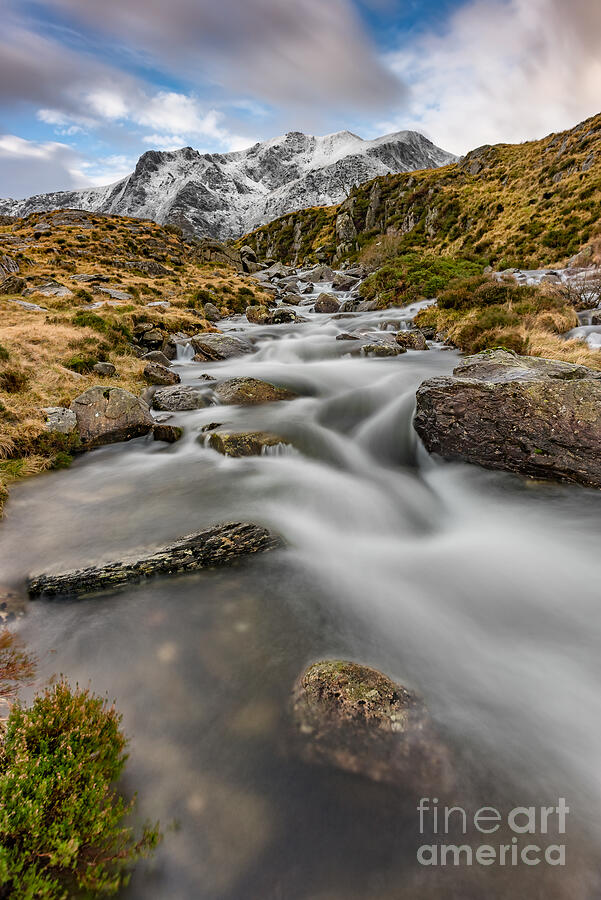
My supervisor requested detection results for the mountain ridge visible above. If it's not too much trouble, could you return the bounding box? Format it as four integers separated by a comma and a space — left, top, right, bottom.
0, 129, 456, 240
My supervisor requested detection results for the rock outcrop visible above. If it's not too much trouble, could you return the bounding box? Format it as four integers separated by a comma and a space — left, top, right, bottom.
414, 349, 601, 487
291, 661, 452, 789
28, 522, 282, 599
207, 431, 289, 457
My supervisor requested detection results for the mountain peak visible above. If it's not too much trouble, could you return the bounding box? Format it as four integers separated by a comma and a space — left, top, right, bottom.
0, 128, 456, 239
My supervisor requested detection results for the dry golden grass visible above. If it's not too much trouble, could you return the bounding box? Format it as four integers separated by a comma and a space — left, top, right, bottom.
0, 209, 268, 511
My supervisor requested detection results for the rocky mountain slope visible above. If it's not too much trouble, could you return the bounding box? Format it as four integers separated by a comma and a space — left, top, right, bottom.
240, 113, 601, 269
0, 131, 455, 241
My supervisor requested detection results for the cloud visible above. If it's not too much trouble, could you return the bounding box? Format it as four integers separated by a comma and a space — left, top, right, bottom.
0, 135, 88, 198
384, 0, 601, 154
41, 0, 404, 114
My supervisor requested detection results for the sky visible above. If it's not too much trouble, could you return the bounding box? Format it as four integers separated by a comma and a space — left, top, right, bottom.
0, 0, 600, 198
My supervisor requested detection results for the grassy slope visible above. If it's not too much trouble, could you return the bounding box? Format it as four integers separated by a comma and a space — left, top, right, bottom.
0, 210, 272, 510
241, 112, 601, 268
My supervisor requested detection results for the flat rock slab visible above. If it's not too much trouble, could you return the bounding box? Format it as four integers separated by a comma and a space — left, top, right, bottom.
414, 349, 601, 488
28, 522, 282, 599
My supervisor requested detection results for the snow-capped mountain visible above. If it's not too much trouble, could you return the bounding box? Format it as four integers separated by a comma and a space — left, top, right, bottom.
0, 130, 456, 240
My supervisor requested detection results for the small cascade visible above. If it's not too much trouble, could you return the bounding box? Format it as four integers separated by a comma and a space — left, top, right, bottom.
175, 341, 195, 362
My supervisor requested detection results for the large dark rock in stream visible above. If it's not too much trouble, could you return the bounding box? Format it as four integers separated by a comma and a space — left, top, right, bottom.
70, 387, 154, 448
414, 349, 601, 488
292, 661, 453, 789
214, 377, 297, 405
28, 523, 282, 599
207, 430, 290, 457
191, 333, 252, 361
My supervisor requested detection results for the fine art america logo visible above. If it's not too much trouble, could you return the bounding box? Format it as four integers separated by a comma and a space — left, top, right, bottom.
417, 798, 569, 866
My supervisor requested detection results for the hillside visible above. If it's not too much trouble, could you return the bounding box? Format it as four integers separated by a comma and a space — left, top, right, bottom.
0, 209, 273, 509
240, 112, 601, 269
0, 131, 456, 241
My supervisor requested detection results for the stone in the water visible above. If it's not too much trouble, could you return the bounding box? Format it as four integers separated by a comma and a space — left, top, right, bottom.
70, 387, 153, 448
192, 333, 252, 361
246, 305, 271, 325
28, 522, 283, 599
271, 307, 298, 324
153, 424, 184, 443
214, 377, 297, 405
314, 293, 340, 314
414, 349, 601, 488
332, 273, 359, 291
152, 385, 211, 411
207, 430, 289, 457
336, 332, 360, 341
300, 264, 335, 283
292, 661, 453, 789
92, 361, 117, 377
362, 343, 405, 357
396, 330, 428, 351
144, 362, 181, 386
43, 407, 77, 435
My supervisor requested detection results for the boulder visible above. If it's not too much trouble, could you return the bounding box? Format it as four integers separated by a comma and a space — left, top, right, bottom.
0, 255, 19, 278
28, 522, 283, 599
332, 273, 359, 292
414, 349, 601, 488
214, 377, 297, 406
144, 362, 181, 386
70, 387, 153, 448
203, 302, 221, 322
300, 265, 335, 284
314, 293, 340, 314
271, 307, 298, 324
292, 661, 452, 788
207, 431, 289, 457
246, 305, 271, 325
362, 343, 405, 357
395, 330, 428, 351
152, 385, 211, 411
192, 333, 252, 361
281, 292, 300, 305
92, 362, 117, 377
153, 424, 183, 443
43, 407, 77, 436
142, 350, 172, 367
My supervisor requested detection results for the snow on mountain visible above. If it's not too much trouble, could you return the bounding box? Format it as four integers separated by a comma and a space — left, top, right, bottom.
0, 130, 456, 240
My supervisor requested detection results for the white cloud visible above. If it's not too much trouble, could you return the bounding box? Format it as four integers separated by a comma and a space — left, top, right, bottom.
0, 135, 90, 197
384, 0, 601, 154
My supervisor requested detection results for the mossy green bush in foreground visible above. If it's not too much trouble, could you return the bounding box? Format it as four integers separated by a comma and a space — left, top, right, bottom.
0, 634, 159, 898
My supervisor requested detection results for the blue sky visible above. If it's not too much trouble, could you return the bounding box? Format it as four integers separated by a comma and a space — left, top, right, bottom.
1, 0, 600, 198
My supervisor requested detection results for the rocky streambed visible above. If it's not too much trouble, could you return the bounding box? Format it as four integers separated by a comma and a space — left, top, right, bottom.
2, 269, 601, 898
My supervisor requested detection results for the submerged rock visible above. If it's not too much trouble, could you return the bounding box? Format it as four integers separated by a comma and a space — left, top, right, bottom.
192, 333, 252, 361
207, 430, 289, 457
28, 522, 283, 599
70, 387, 153, 448
362, 343, 406, 357
414, 349, 601, 488
214, 377, 297, 405
292, 661, 452, 788
152, 385, 211, 411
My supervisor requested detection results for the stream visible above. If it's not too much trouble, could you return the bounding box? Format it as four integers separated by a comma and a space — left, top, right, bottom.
2, 276, 601, 898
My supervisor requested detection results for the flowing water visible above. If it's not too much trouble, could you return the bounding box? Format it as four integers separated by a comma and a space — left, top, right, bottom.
2, 279, 601, 898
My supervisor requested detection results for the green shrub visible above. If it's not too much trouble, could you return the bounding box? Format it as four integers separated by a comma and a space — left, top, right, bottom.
71, 311, 132, 345
65, 354, 97, 374
360, 253, 483, 306
0, 680, 160, 898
